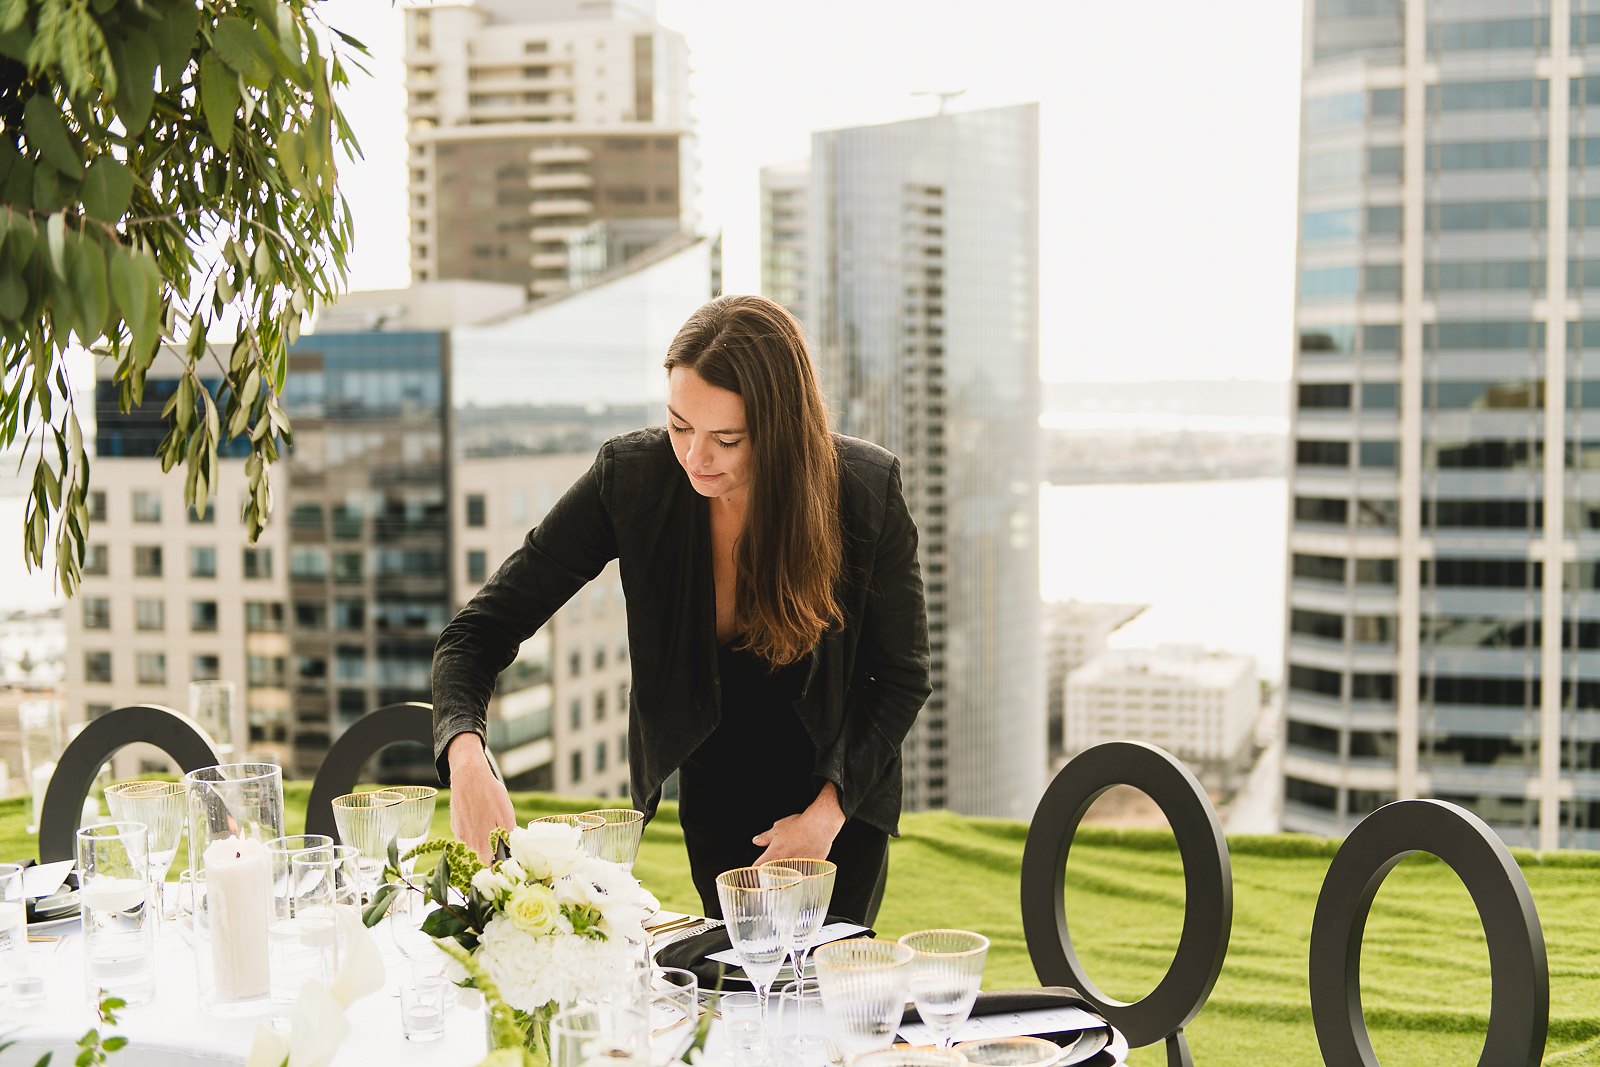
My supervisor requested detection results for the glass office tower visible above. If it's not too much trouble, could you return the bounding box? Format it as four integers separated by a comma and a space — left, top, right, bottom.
1287, 0, 1600, 849
808, 104, 1042, 819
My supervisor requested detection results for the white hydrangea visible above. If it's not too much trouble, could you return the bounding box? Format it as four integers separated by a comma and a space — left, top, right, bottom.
474, 913, 640, 1012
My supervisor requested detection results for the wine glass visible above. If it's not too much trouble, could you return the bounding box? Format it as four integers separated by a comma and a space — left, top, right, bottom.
580, 808, 646, 870
533, 813, 606, 856
765, 857, 836, 995
330, 789, 404, 901
385, 786, 438, 881
813, 938, 914, 1059
715, 865, 803, 1041
898, 929, 989, 1048
104, 780, 186, 916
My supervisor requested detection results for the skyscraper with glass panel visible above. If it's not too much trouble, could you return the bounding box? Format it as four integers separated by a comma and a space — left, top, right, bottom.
1287, 0, 1600, 849
804, 104, 1042, 820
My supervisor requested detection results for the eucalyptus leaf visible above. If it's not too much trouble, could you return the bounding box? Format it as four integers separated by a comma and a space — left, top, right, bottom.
66, 235, 109, 342
153, 0, 199, 90
24, 94, 83, 180
213, 16, 274, 87
81, 156, 132, 224
109, 33, 159, 135
199, 55, 238, 153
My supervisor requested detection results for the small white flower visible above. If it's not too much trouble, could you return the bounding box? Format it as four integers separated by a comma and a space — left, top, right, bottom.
497, 857, 527, 884
472, 866, 513, 899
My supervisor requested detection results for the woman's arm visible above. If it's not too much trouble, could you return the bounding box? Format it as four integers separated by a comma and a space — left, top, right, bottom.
431, 443, 620, 852
818, 458, 932, 821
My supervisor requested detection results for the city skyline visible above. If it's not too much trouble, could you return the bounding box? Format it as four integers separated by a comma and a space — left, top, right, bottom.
316, 0, 1303, 383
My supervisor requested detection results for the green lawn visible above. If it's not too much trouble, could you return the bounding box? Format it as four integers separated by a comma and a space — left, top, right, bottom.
5, 787, 1599, 1065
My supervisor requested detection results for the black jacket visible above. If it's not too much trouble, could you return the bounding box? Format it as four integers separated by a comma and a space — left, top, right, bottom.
431, 426, 931, 835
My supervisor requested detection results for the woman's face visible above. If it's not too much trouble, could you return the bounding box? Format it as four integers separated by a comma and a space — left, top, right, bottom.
667, 367, 751, 504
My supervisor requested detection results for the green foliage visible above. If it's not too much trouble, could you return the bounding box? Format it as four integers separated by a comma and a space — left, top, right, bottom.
4, 993, 126, 1067
0, 0, 367, 596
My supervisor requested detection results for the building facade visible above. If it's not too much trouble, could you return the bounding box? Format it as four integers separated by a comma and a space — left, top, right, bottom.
1067, 645, 1258, 786
1286, 0, 1600, 849
405, 0, 696, 297
1044, 600, 1145, 767
800, 104, 1043, 819
759, 161, 810, 326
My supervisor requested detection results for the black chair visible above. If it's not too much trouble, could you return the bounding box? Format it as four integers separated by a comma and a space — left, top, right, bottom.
38, 704, 221, 862
305, 702, 441, 842
1020, 740, 1231, 1067
1309, 798, 1548, 1066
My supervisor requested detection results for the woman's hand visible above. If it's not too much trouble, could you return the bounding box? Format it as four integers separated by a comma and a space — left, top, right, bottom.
446, 733, 517, 862
752, 782, 847, 865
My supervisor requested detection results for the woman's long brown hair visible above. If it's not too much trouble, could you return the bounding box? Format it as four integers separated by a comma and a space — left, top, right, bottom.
664, 294, 842, 666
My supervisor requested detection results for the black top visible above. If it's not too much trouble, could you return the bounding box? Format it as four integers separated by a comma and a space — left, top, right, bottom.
679, 641, 816, 839
430, 426, 931, 836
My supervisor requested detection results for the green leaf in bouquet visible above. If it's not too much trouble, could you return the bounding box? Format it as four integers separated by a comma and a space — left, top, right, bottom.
421, 906, 468, 939
387, 836, 400, 873
431, 845, 450, 905
362, 881, 398, 928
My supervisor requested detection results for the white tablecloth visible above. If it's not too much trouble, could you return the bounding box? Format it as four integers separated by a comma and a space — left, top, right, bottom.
5, 917, 488, 1067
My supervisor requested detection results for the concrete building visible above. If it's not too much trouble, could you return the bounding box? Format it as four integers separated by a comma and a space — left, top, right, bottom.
793, 103, 1042, 819
759, 161, 810, 325
405, 0, 696, 297
1286, 1, 1600, 848
1067, 645, 1258, 786
1044, 601, 1145, 767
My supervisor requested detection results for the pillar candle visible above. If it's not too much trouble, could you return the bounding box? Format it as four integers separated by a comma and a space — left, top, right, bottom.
204, 835, 271, 999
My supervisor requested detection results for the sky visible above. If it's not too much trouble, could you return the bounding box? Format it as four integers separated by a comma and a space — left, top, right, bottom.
317, 0, 1306, 384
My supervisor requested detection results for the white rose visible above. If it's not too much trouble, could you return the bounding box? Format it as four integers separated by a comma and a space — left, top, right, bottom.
497, 858, 526, 884
472, 867, 513, 900
507, 823, 583, 880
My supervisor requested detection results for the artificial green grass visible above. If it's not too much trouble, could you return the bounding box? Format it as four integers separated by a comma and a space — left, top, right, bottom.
5, 788, 1599, 1065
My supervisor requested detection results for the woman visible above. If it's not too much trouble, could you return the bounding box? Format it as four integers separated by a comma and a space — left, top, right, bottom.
431, 294, 930, 923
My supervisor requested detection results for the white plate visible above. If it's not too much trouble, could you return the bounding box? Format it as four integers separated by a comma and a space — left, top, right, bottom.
27, 912, 81, 933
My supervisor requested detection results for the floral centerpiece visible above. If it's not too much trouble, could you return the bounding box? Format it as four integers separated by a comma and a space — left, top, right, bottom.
366, 819, 660, 1066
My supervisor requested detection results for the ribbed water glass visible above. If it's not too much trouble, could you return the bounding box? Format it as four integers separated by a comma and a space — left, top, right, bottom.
952, 1036, 1063, 1067
581, 808, 646, 870
105, 781, 186, 914
813, 939, 914, 1059
767, 857, 836, 994
265, 835, 333, 916
898, 930, 989, 1048
716, 865, 803, 1036
331, 790, 403, 900
386, 785, 438, 878
551, 1003, 649, 1067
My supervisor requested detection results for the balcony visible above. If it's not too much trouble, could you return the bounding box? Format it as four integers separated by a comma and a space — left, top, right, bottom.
530, 145, 593, 165
530, 198, 594, 217
530, 172, 593, 191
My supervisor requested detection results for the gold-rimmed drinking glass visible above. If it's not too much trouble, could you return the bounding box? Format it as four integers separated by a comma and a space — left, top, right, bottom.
813, 938, 914, 1060
104, 780, 186, 915
716, 865, 804, 1040
898, 930, 989, 1049
384, 785, 439, 879
851, 1048, 971, 1067
330, 790, 404, 901
533, 813, 606, 856
952, 1036, 1063, 1067
580, 808, 646, 870
765, 857, 836, 996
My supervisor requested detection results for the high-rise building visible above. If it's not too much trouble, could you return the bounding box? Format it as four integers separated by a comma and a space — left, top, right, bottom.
64, 240, 719, 792
1044, 600, 1145, 767
759, 161, 810, 325
405, 0, 696, 298
1286, 2, 1600, 849
794, 104, 1042, 819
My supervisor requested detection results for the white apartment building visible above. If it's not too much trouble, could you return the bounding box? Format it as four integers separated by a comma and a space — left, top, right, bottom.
1044, 600, 1145, 767
758, 161, 810, 326
1066, 644, 1258, 783
405, 0, 696, 297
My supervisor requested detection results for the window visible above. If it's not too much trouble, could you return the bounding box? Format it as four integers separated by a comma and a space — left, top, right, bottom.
1359, 441, 1398, 468
1354, 558, 1398, 586
189, 502, 215, 524
1293, 553, 1345, 583
570, 699, 582, 730
1286, 777, 1337, 812
1294, 496, 1348, 525
84, 543, 108, 576
1428, 201, 1546, 233
467, 550, 488, 584
134, 598, 165, 631
335, 599, 366, 631
594, 644, 606, 670
291, 547, 328, 580
1362, 382, 1399, 409
1298, 383, 1352, 410
1287, 720, 1339, 755
1291, 610, 1343, 641
467, 494, 487, 527
1430, 139, 1546, 171
248, 654, 287, 688
1289, 664, 1342, 698
246, 601, 285, 632
570, 751, 582, 783
191, 600, 219, 632
595, 690, 607, 720
84, 650, 111, 683
189, 545, 217, 578
595, 741, 608, 772
243, 547, 273, 579
82, 597, 110, 630
1301, 208, 1359, 244
1428, 17, 1547, 53
193, 654, 221, 682
295, 601, 328, 630
1427, 78, 1548, 111
87, 490, 106, 522
134, 545, 163, 578
136, 652, 167, 685
1296, 440, 1349, 467
133, 491, 162, 523
569, 650, 582, 677
333, 551, 363, 583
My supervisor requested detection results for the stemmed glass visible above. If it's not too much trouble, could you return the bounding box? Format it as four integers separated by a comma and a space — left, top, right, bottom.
647, 969, 699, 1067
104, 781, 186, 916
898, 929, 990, 1048
580, 808, 646, 870
330, 790, 404, 902
813, 938, 914, 1059
533, 813, 606, 856
766, 857, 836, 995
385, 786, 439, 880
715, 865, 803, 1047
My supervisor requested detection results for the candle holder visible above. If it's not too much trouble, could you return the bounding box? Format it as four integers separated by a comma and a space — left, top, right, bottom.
185, 763, 283, 1016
